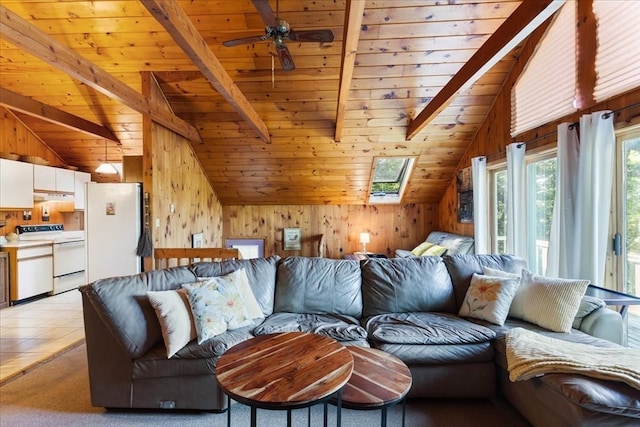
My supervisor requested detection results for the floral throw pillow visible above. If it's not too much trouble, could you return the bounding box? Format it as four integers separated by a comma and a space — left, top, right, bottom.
458, 273, 520, 325
182, 277, 253, 345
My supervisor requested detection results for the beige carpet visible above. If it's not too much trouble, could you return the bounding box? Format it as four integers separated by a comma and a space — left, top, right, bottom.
0, 343, 531, 426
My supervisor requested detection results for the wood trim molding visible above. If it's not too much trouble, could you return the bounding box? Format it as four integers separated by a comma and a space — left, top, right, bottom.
0, 4, 202, 144
406, 0, 564, 140
141, 0, 271, 144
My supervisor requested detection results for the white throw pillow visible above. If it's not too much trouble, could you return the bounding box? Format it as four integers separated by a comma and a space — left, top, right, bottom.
459, 273, 520, 325
518, 269, 589, 333
482, 266, 525, 319
183, 276, 253, 344
147, 288, 196, 358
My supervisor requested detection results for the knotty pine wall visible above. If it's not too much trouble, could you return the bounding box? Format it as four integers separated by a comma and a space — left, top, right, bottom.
0, 107, 84, 234
143, 72, 224, 252
222, 203, 437, 259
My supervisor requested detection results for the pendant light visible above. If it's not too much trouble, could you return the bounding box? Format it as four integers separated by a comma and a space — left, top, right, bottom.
95, 140, 118, 174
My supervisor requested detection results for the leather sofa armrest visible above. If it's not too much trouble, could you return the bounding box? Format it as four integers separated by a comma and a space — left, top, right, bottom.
578, 306, 624, 345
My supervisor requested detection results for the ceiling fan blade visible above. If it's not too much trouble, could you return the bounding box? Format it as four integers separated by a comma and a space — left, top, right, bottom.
252, 0, 277, 28
223, 35, 269, 47
275, 43, 295, 71
288, 29, 334, 43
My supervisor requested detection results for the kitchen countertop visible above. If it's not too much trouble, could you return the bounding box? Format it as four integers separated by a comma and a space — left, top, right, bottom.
0, 239, 53, 249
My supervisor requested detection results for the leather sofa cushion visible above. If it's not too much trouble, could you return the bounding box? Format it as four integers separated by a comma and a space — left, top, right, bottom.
254, 312, 368, 342
361, 257, 456, 317
132, 343, 215, 380
274, 256, 363, 317
191, 255, 280, 317
373, 342, 494, 364
365, 312, 496, 345
175, 321, 261, 359
539, 374, 640, 418
443, 254, 527, 311
80, 267, 197, 359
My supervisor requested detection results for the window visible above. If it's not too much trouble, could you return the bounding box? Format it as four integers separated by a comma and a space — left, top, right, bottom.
368, 157, 415, 204
511, 3, 576, 136
489, 152, 557, 274
526, 154, 557, 275
490, 167, 507, 254
593, 1, 640, 102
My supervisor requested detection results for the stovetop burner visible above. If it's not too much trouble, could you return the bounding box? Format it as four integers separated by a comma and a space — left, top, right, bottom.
16, 224, 64, 234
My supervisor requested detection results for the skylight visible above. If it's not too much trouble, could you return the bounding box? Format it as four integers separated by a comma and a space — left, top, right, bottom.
368, 157, 415, 204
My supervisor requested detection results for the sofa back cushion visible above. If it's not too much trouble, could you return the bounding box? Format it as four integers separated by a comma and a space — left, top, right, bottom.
191, 255, 280, 317
443, 254, 528, 311
79, 267, 197, 358
361, 256, 456, 317
274, 256, 363, 318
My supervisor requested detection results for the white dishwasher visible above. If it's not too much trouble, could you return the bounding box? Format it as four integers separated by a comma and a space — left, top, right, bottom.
14, 243, 53, 301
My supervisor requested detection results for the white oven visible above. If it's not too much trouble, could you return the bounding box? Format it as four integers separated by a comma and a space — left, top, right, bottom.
52, 231, 86, 294
16, 225, 86, 296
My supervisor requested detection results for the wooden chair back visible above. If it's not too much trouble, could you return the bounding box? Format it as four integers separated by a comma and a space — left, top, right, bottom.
153, 247, 241, 269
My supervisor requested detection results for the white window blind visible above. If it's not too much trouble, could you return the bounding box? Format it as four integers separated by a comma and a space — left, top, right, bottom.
593, 1, 640, 102
511, 3, 577, 137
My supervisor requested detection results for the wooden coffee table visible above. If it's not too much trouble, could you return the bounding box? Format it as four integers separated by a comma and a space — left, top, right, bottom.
216, 332, 354, 427
338, 347, 412, 427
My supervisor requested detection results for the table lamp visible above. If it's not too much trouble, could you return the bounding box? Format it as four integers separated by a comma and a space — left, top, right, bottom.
360, 232, 370, 253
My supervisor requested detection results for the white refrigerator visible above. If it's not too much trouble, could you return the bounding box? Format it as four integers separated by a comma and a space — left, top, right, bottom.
85, 182, 142, 283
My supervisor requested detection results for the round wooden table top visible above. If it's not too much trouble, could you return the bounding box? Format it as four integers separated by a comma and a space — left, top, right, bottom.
216, 332, 354, 410
340, 346, 412, 409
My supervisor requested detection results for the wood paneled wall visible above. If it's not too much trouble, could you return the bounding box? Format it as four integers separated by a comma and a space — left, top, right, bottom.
222, 203, 437, 259
0, 108, 67, 167
143, 73, 223, 252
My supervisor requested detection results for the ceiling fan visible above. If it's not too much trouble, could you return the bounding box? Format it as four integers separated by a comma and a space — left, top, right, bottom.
222, 0, 334, 71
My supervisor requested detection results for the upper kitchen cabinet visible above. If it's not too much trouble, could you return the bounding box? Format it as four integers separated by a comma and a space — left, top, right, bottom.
74, 171, 91, 210
33, 164, 56, 192
56, 168, 75, 193
0, 159, 34, 209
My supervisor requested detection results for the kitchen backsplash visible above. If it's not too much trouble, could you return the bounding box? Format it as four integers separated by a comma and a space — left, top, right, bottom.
1, 202, 84, 236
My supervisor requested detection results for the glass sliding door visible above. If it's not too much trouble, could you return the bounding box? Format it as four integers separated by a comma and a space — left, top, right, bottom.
616, 126, 640, 297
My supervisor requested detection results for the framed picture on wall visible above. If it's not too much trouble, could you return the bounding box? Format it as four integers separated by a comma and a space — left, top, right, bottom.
283, 228, 302, 250
457, 167, 473, 223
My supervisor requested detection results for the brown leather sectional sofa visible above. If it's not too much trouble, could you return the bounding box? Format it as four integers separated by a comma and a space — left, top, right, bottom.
80, 254, 638, 426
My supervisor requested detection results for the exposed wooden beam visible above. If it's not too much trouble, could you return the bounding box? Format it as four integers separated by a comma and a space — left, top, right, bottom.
335, 0, 366, 142
0, 88, 121, 144
0, 5, 202, 144
406, 0, 565, 140
142, 0, 271, 143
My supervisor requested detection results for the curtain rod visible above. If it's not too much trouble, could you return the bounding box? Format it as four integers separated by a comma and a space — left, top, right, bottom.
480, 102, 640, 160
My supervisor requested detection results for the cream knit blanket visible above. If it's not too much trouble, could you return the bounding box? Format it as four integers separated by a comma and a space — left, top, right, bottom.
505, 327, 640, 391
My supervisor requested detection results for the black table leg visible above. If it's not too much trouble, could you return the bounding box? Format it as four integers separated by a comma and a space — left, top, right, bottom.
381, 406, 387, 427
251, 406, 257, 427
227, 395, 231, 427
335, 390, 342, 427
402, 398, 406, 427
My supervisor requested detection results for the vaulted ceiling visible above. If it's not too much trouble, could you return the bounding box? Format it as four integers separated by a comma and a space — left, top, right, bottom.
0, 1, 561, 205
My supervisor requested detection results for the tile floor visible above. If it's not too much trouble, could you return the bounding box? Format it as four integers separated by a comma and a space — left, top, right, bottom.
0, 290, 85, 385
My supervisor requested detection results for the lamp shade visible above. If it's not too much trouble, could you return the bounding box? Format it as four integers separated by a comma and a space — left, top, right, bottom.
360, 232, 370, 244
95, 162, 118, 174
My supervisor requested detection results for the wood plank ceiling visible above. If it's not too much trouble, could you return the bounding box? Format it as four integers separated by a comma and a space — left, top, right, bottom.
0, 0, 556, 205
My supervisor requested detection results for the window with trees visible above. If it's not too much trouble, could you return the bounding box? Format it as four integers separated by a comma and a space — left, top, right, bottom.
489, 152, 557, 275
368, 157, 415, 204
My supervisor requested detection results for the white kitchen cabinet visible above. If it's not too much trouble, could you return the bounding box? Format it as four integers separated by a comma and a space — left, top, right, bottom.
33, 164, 56, 192
74, 171, 91, 210
0, 159, 34, 208
56, 168, 75, 193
